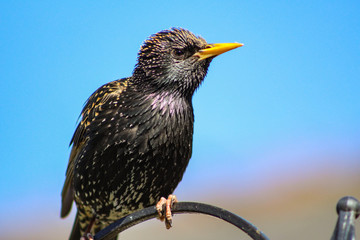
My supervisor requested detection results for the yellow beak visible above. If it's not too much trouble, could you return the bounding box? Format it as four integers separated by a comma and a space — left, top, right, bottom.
194, 42, 244, 60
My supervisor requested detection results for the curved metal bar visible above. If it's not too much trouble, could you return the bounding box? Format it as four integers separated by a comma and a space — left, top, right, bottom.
94, 201, 270, 240
331, 196, 360, 240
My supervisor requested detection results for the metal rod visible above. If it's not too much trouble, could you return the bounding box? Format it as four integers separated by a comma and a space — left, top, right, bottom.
94, 201, 270, 240
330, 196, 360, 240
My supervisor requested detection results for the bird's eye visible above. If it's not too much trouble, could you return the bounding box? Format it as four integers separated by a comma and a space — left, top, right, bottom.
172, 48, 185, 58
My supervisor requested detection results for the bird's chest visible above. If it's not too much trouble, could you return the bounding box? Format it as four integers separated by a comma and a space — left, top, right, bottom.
74, 94, 194, 217
124, 94, 194, 175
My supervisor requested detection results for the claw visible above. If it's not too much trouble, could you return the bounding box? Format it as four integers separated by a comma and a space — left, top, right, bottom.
80, 233, 93, 240
156, 197, 167, 222
156, 194, 178, 229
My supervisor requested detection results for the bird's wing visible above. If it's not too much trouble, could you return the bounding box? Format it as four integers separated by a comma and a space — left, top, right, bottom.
60, 78, 130, 218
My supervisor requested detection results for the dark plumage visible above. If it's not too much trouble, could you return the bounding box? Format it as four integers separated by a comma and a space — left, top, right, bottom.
61, 28, 242, 240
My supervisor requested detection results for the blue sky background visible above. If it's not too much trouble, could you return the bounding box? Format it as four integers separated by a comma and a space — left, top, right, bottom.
0, 0, 359, 234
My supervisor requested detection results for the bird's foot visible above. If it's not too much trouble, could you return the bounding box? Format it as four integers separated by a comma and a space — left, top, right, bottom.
156, 194, 178, 229
80, 216, 95, 240
80, 233, 94, 240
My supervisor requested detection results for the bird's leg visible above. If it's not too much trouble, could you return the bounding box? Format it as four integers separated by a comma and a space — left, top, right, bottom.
156, 194, 178, 229
80, 217, 95, 240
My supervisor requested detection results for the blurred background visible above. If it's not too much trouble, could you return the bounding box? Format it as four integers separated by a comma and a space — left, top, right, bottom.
1, 1, 359, 239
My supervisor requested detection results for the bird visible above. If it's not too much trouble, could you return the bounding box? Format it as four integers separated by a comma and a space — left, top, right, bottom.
61, 27, 243, 240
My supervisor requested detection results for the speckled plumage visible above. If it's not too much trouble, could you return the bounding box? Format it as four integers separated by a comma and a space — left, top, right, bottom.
61, 28, 242, 240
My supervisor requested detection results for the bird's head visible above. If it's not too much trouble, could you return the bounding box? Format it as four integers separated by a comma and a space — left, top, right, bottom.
133, 28, 243, 97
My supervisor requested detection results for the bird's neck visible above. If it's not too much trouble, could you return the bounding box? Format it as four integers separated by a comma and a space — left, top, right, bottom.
126, 78, 194, 120
132, 68, 199, 99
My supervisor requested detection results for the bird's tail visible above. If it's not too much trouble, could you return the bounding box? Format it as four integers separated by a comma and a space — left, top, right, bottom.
68, 211, 81, 240
68, 211, 119, 240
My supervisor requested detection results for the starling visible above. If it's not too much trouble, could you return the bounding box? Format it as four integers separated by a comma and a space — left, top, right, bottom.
61, 28, 243, 240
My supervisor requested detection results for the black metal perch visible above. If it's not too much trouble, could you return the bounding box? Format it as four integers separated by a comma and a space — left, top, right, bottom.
93, 196, 360, 240
93, 201, 270, 240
